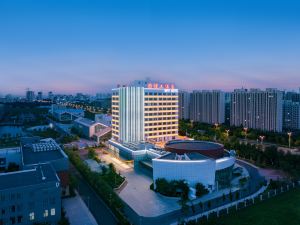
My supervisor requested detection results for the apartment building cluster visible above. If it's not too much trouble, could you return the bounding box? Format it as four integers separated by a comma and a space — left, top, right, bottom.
179, 88, 300, 132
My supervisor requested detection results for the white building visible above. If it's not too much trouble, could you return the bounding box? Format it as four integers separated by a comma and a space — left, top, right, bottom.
190, 90, 225, 124
111, 80, 178, 143
152, 140, 235, 190
230, 88, 283, 132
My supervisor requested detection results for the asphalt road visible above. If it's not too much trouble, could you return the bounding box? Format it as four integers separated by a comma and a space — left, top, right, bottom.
70, 166, 118, 225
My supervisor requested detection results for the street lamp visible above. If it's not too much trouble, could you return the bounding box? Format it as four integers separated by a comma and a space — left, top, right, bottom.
259, 135, 265, 145
243, 127, 248, 141
214, 123, 219, 141
225, 129, 230, 138
287, 132, 292, 149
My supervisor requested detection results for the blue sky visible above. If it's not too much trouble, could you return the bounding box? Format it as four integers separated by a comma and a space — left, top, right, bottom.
0, 0, 300, 95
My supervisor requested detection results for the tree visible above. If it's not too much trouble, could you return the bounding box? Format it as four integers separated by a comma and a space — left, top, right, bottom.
207, 200, 211, 209
6, 162, 19, 172
235, 191, 240, 200
229, 191, 233, 201
88, 148, 96, 159
195, 183, 209, 197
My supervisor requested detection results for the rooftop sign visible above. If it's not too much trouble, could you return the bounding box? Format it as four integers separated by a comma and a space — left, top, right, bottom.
147, 83, 175, 89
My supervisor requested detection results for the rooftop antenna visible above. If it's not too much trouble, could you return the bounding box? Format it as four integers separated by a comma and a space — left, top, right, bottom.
40, 165, 46, 181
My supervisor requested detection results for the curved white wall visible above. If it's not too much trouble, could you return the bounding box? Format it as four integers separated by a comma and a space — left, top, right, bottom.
152, 158, 216, 188
215, 156, 235, 170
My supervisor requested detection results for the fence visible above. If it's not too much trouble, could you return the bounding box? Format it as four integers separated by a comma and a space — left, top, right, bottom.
180, 181, 300, 225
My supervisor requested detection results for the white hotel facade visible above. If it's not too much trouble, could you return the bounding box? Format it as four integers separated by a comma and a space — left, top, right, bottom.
109, 81, 238, 191
111, 80, 178, 143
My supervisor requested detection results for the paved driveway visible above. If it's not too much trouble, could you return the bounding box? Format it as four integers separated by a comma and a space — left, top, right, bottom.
63, 195, 98, 225
119, 169, 180, 217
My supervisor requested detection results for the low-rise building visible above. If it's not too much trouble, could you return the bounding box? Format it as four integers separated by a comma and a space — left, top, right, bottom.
0, 147, 21, 171
0, 163, 61, 225
20, 137, 69, 192
51, 107, 84, 122
0, 138, 69, 224
152, 140, 235, 190
94, 114, 112, 127
73, 118, 111, 143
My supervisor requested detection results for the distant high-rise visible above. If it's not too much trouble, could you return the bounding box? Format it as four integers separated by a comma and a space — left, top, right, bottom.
26, 90, 35, 102
37, 91, 43, 100
224, 92, 231, 124
284, 91, 300, 102
283, 91, 300, 130
230, 88, 283, 132
190, 90, 225, 124
48, 91, 54, 100
178, 91, 190, 120
96, 93, 112, 100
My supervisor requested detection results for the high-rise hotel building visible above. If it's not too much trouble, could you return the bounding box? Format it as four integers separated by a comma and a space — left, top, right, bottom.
230, 88, 283, 132
111, 80, 178, 143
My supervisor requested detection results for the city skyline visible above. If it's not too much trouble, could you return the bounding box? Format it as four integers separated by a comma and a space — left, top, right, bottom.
1, 1, 300, 225
1, 0, 300, 94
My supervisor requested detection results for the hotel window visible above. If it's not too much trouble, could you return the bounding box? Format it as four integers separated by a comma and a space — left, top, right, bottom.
44, 210, 49, 217
17, 216, 23, 223
29, 212, 34, 221
10, 194, 15, 200
51, 208, 55, 216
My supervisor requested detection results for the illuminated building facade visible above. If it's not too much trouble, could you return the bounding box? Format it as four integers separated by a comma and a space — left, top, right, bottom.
111, 80, 178, 143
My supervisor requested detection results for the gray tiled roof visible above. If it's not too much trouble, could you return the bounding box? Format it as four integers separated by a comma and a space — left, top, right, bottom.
0, 163, 59, 190
21, 137, 67, 165
74, 117, 97, 126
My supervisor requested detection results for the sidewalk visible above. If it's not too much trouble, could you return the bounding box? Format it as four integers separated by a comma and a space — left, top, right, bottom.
62, 193, 98, 225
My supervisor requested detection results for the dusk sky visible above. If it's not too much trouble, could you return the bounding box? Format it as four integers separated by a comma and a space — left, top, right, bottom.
1, 0, 300, 95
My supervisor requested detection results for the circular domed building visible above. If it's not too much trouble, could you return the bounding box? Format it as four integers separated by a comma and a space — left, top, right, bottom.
152, 140, 236, 191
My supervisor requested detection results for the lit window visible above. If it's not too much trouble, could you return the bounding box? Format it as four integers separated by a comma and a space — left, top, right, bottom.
51, 208, 55, 216
29, 212, 34, 221
44, 210, 48, 217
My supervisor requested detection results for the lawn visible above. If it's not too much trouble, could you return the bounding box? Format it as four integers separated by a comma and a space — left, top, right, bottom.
31, 128, 60, 139
206, 188, 300, 225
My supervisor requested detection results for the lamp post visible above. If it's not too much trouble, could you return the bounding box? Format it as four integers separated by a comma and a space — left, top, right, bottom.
287, 132, 292, 149
225, 129, 230, 139
259, 135, 265, 145
214, 123, 219, 141
243, 127, 248, 141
